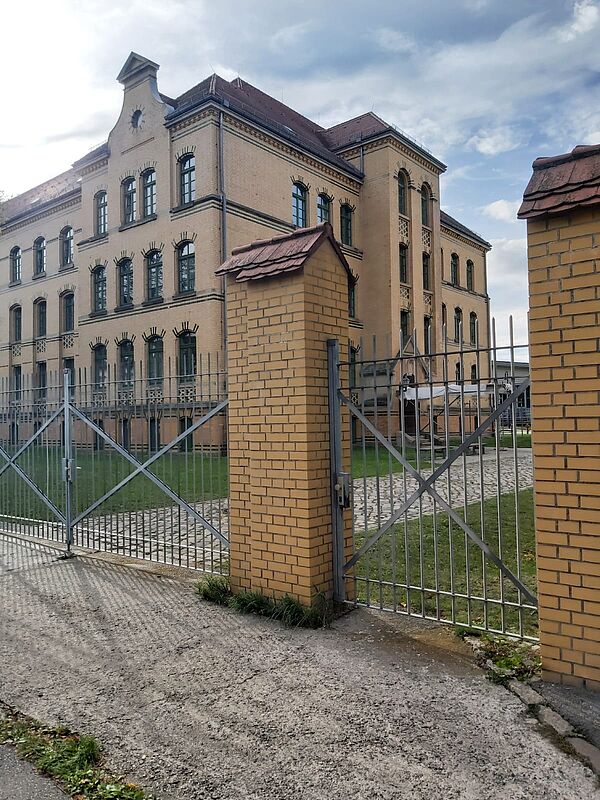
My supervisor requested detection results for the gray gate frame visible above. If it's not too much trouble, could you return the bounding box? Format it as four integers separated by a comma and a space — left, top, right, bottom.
327, 339, 537, 607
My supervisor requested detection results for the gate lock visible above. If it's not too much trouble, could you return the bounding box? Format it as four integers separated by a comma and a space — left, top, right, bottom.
335, 472, 351, 509
61, 458, 74, 483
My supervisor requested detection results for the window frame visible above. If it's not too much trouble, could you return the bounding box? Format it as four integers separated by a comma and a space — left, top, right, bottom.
10, 305, 22, 343
60, 226, 74, 267
92, 266, 107, 313
62, 292, 75, 333
35, 299, 47, 339
423, 315, 431, 355
178, 331, 197, 383
421, 185, 431, 228
146, 250, 163, 301
118, 339, 135, 385
142, 168, 157, 218
179, 154, 196, 206
399, 243, 409, 284
422, 252, 430, 291
451, 253, 459, 286
469, 312, 477, 345
147, 335, 164, 387
92, 344, 107, 389
292, 182, 307, 228
33, 237, 46, 275
454, 307, 463, 343
117, 258, 134, 307
466, 259, 474, 292
95, 191, 108, 237
316, 192, 331, 224
340, 203, 353, 247
122, 177, 137, 225
10, 247, 21, 283
398, 172, 408, 216
177, 241, 195, 294
400, 309, 410, 344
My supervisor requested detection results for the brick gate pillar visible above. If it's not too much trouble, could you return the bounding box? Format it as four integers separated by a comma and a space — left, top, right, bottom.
520, 145, 600, 689
216, 223, 352, 604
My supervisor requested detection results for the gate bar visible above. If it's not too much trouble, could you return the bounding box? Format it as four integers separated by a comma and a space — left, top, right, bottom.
327, 340, 346, 602
340, 389, 537, 606
63, 369, 74, 554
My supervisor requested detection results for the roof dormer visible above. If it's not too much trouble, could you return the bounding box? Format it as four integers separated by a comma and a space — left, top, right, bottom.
117, 52, 160, 91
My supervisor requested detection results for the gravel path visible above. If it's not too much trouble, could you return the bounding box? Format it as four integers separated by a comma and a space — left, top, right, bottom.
0, 533, 595, 800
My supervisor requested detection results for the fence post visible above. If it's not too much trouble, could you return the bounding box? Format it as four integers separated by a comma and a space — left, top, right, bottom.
218, 225, 351, 605
62, 369, 74, 555
327, 339, 347, 603
521, 148, 600, 690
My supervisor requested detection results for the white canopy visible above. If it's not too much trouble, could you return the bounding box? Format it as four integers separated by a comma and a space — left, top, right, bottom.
401, 384, 482, 400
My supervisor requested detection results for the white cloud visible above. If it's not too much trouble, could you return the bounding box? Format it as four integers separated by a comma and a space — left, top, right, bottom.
560, 0, 600, 42
481, 199, 521, 223
269, 22, 312, 54
487, 237, 529, 347
374, 27, 415, 54
468, 127, 522, 156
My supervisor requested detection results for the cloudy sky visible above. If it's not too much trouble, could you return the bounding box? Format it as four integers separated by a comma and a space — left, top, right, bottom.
3, 0, 600, 346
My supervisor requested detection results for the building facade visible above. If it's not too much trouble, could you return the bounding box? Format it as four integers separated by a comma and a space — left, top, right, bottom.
0, 52, 490, 395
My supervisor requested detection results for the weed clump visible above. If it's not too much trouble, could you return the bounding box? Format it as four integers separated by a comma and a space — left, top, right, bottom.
196, 575, 231, 605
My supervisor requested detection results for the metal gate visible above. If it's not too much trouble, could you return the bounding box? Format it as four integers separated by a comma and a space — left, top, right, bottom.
0, 357, 228, 574
328, 319, 538, 639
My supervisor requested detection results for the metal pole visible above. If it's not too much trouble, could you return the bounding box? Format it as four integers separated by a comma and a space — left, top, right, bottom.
63, 368, 74, 556
327, 339, 346, 603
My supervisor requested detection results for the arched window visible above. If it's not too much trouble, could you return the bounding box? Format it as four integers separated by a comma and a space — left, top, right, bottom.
399, 243, 408, 284
178, 331, 196, 382
398, 172, 408, 216
142, 169, 157, 217
317, 193, 331, 224
451, 253, 459, 286
471, 364, 478, 383
92, 344, 107, 388
34, 299, 47, 338
34, 237, 46, 275
423, 315, 431, 355
122, 177, 136, 225
117, 259, 133, 307
455, 362, 462, 383
179, 155, 195, 205
422, 252, 430, 291
118, 339, 134, 385
292, 182, 307, 227
146, 250, 163, 301
340, 203, 353, 246
95, 191, 108, 236
177, 242, 195, 294
147, 336, 164, 386
469, 312, 477, 345
10, 247, 21, 283
10, 305, 22, 343
92, 266, 107, 312
60, 227, 74, 267
421, 185, 430, 228
454, 307, 463, 342
348, 281, 356, 318
466, 259, 474, 292
62, 292, 75, 333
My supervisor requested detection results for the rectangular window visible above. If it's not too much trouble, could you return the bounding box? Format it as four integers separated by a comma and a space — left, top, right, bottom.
317, 194, 330, 224
422, 253, 430, 291
179, 416, 194, 452
37, 302, 47, 338
36, 362, 47, 401
399, 244, 408, 284
180, 156, 196, 205
12, 365, 21, 400
340, 205, 353, 246
120, 418, 131, 451
400, 309, 410, 343
149, 417, 161, 453
143, 170, 157, 217
63, 358, 75, 399
423, 316, 431, 355
94, 419, 105, 451
96, 192, 108, 236
63, 294, 75, 332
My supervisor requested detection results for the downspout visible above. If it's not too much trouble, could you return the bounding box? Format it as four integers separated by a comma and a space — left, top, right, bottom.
218, 110, 228, 350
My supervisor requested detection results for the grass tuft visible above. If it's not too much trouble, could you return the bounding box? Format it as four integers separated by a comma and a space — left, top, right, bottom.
228, 590, 273, 616
0, 709, 147, 798
196, 575, 231, 605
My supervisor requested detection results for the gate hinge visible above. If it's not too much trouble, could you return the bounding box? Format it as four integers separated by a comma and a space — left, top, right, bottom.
334, 472, 351, 509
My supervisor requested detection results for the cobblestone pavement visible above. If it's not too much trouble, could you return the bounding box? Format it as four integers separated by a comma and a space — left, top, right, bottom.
353, 448, 534, 529
0, 449, 533, 567
0, 534, 596, 800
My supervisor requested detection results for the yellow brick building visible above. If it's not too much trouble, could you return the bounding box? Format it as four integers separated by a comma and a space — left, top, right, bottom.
0, 52, 490, 390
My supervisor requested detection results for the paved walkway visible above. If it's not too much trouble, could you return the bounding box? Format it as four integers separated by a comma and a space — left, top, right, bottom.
0, 746, 66, 799
0, 533, 595, 800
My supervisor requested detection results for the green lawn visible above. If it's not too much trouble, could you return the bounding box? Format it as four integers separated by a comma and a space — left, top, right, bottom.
351, 488, 537, 637
351, 445, 430, 478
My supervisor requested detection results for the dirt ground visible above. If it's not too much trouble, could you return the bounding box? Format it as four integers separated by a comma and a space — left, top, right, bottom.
0, 533, 596, 799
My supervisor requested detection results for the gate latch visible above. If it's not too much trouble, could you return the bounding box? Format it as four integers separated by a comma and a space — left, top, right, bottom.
62, 458, 73, 483
335, 472, 351, 509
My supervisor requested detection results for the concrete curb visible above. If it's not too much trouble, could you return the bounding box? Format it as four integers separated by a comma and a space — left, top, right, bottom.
505, 680, 600, 776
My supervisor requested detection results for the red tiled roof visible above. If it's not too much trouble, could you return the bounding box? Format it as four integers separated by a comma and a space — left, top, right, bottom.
518, 144, 600, 219
324, 113, 390, 149
216, 222, 355, 283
